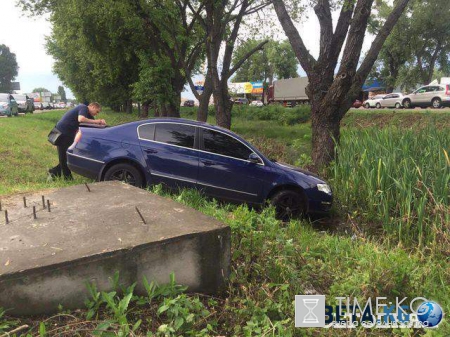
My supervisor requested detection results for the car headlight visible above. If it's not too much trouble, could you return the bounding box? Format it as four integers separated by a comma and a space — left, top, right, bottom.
317, 184, 332, 195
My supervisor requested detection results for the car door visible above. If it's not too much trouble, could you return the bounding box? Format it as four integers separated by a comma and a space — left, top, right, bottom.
413, 87, 429, 105
197, 127, 266, 204
9, 95, 18, 114
138, 122, 199, 190
381, 94, 393, 107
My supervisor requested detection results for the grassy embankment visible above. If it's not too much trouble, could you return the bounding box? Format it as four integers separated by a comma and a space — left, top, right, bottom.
0, 106, 448, 336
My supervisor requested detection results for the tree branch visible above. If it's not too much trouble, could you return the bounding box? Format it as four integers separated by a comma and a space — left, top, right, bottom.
356, 0, 411, 80
314, 0, 333, 59
228, 40, 269, 78
272, 0, 316, 74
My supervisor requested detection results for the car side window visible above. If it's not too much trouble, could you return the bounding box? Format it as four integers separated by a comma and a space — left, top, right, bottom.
139, 124, 155, 141
202, 129, 253, 161
392, 94, 399, 98
155, 123, 195, 148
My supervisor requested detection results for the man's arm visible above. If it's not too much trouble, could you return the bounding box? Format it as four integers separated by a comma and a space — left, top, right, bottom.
78, 115, 106, 125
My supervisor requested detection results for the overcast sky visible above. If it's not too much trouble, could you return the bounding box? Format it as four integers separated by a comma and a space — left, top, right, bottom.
2, 1, 374, 100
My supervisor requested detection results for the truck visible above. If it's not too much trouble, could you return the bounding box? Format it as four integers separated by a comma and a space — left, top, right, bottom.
266, 77, 309, 106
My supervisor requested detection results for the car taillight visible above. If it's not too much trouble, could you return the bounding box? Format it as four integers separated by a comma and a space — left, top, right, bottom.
74, 129, 82, 143
446, 85, 450, 96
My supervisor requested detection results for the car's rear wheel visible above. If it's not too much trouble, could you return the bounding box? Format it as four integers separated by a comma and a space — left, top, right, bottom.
103, 163, 143, 188
403, 99, 412, 109
432, 98, 442, 109
376, 103, 381, 109
364, 103, 370, 109
270, 190, 306, 221
395, 103, 401, 109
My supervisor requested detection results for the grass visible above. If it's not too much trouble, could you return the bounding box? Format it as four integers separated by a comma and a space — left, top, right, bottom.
0, 106, 449, 335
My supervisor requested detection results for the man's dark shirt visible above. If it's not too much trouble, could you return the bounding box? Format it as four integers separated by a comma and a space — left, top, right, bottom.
56, 104, 94, 138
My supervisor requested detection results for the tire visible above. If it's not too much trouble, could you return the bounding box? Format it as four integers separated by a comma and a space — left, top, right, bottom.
395, 103, 401, 109
270, 189, 306, 221
403, 99, 412, 109
103, 163, 144, 188
376, 103, 381, 109
365, 103, 370, 109
432, 98, 442, 109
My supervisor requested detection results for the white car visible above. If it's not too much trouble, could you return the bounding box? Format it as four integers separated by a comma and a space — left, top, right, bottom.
250, 100, 264, 107
363, 94, 386, 109
378, 93, 405, 109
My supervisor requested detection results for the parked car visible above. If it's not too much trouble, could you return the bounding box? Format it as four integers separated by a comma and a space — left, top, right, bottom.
378, 93, 405, 109
250, 100, 264, 107
12, 94, 34, 113
234, 98, 249, 105
402, 85, 450, 109
183, 100, 195, 107
363, 94, 386, 109
67, 119, 333, 219
352, 100, 362, 108
0, 93, 19, 117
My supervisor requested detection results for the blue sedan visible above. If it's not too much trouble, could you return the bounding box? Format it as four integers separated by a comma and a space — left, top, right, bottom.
67, 118, 332, 219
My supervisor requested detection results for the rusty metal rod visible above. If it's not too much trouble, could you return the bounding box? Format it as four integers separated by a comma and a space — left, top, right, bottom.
85, 183, 91, 192
42, 195, 46, 209
0, 200, 2, 211
135, 207, 147, 224
33, 206, 37, 219
23, 196, 27, 208
47, 200, 51, 212
5, 210, 9, 224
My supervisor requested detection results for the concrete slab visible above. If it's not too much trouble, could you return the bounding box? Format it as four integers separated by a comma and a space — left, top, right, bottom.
0, 182, 230, 316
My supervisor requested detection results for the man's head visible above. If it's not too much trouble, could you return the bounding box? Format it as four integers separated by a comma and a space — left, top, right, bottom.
88, 102, 102, 116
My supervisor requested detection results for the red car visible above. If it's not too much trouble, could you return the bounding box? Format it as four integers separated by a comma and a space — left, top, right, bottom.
352, 100, 362, 108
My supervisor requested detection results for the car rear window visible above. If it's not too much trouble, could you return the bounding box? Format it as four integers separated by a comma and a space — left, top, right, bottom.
155, 123, 195, 148
202, 129, 252, 161
139, 124, 155, 141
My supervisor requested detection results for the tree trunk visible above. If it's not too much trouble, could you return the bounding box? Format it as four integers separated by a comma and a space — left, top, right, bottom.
141, 102, 149, 118
165, 93, 181, 118
197, 73, 213, 122
214, 83, 233, 129
311, 103, 341, 169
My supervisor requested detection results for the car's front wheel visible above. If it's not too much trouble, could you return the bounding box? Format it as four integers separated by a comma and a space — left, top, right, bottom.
432, 98, 442, 109
270, 189, 306, 221
103, 163, 143, 188
365, 103, 370, 109
395, 103, 401, 109
376, 103, 381, 109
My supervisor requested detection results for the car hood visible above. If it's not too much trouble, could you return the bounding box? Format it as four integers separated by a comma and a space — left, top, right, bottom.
273, 161, 326, 185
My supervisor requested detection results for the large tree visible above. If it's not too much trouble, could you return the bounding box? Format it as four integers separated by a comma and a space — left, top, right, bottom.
273, 0, 411, 168
193, 0, 270, 129
0, 45, 19, 93
57, 85, 66, 102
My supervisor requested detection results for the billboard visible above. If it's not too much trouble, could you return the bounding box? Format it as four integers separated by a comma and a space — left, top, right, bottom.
229, 82, 260, 94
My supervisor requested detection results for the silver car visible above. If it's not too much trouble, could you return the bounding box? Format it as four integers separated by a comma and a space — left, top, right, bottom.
378, 93, 405, 109
402, 85, 450, 109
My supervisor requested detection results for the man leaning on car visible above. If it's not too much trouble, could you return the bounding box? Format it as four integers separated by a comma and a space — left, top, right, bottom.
48, 102, 106, 180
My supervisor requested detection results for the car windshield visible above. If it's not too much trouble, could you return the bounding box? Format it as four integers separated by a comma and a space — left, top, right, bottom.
0, 94, 9, 101
13, 95, 26, 101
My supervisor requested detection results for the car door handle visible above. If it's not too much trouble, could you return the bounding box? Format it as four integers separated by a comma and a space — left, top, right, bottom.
144, 148, 158, 154
201, 160, 215, 166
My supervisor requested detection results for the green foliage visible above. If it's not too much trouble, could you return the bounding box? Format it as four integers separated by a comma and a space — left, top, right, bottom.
57, 85, 67, 102
232, 104, 311, 125
232, 39, 299, 84
372, 0, 450, 90
32, 87, 50, 93
331, 126, 450, 249
0, 44, 18, 93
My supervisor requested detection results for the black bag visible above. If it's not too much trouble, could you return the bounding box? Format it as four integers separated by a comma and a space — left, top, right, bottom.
48, 127, 63, 145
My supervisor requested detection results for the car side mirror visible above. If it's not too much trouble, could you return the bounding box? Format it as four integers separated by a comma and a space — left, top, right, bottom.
248, 153, 261, 164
